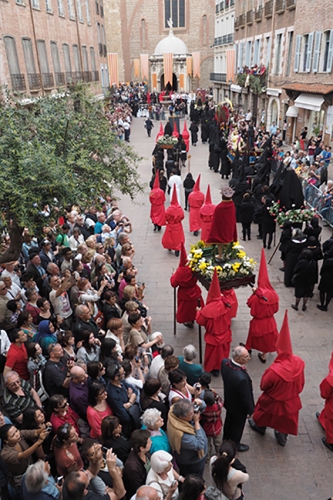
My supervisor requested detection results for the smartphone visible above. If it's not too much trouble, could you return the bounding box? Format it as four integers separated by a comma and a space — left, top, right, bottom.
57, 476, 63, 486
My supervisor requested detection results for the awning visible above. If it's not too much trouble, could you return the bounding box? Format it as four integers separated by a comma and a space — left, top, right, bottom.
286, 105, 299, 118
230, 84, 242, 93
294, 93, 324, 112
266, 87, 281, 97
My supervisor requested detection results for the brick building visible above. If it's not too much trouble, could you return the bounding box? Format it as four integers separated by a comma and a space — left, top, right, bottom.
232, 0, 333, 145
103, 0, 215, 90
0, 0, 108, 97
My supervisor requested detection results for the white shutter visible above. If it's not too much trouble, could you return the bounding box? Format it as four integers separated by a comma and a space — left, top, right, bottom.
306, 32, 314, 72
265, 37, 271, 68
294, 35, 302, 73
312, 31, 322, 73
327, 29, 333, 73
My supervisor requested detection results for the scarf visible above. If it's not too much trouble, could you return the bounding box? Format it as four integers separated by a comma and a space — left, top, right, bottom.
167, 407, 204, 459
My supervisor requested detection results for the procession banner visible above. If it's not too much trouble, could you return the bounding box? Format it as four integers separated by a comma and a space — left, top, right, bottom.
140, 54, 149, 81
133, 58, 140, 78
192, 52, 201, 79
163, 53, 173, 85
226, 49, 236, 83
186, 56, 192, 76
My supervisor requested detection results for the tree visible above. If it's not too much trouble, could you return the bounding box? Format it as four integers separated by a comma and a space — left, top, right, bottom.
0, 84, 143, 262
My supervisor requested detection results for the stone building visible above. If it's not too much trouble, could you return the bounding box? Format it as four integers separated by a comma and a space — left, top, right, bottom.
0, 0, 107, 97
104, 0, 215, 90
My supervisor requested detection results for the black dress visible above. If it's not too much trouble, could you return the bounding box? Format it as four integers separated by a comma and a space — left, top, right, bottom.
284, 239, 308, 287
292, 258, 317, 298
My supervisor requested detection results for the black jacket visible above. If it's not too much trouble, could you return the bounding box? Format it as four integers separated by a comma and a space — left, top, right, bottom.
221, 359, 254, 417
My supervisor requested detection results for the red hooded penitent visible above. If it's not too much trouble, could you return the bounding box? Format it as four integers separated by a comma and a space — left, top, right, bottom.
161, 185, 185, 251
318, 351, 333, 443
196, 269, 232, 372
206, 197, 237, 244
188, 174, 205, 232
252, 310, 305, 435
149, 173, 166, 227
170, 243, 204, 323
200, 185, 216, 243
245, 248, 279, 353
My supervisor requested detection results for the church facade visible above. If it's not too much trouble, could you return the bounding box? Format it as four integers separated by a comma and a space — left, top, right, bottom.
104, 0, 215, 89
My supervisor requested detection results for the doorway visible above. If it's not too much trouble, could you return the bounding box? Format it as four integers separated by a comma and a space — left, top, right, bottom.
160, 73, 178, 92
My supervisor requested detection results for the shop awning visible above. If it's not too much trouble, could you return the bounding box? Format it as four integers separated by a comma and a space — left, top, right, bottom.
230, 84, 242, 93
294, 93, 324, 112
286, 105, 299, 117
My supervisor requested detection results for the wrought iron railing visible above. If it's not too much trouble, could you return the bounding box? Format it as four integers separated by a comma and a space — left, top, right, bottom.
28, 73, 41, 90
42, 73, 54, 88
264, 0, 273, 17
55, 72, 65, 86
11, 74, 26, 91
210, 72, 227, 82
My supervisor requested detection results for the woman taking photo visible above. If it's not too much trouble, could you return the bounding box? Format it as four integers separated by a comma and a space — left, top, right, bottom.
86, 381, 113, 439
22, 407, 52, 458
101, 415, 131, 464
53, 423, 83, 477
209, 440, 249, 500
0, 423, 48, 500
168, 369, 204, 408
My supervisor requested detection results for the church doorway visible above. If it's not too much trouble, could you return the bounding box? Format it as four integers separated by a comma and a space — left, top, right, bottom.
160, 73, 178, 92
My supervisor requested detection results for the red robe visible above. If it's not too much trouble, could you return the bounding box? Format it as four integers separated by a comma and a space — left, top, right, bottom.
222, 289, 238, 319
245, 289, 279, 353
253, 357, 305, 435
200, 207, 215, 243
318, 374, 333, 443
206, 200, 237, 244
162, 206, 185, 251
149, 188, 166, 227
170, 268, 203, 323
188, 190, 204, 232
196, 298, 232, 372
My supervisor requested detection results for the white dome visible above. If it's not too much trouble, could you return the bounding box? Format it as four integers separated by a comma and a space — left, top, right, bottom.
154, 32, 188, 55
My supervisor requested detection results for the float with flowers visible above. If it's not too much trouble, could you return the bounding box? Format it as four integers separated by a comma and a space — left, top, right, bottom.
187, 240, 256, 291
268, 201, 317, 228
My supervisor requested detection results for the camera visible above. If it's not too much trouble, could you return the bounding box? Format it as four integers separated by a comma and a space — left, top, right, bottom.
193, 403, 200, 414
46, 424, 52, 433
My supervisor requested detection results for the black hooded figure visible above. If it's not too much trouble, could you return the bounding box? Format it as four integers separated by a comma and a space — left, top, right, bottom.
232, 154, 250, 221
220, 137, 230, 179
278, 168, 304, 210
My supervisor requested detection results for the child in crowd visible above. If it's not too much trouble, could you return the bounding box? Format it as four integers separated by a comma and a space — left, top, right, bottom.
201, 389, 223, 460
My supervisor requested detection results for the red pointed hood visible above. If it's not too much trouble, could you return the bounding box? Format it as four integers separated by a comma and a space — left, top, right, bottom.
182, 121, 189, 140
193, 174, 201, 192
207, 269, 221, 304
153, 172, 160, 190
172, 121, 179, 138
156, 122, 164, 142
200, 185, 216, 216
326, 351, 333, 386
258, 248, 273, 291
171, 184, 180, 206
205, 185, 212, 205
179, 242, 188, 267
270, 310, 305, 382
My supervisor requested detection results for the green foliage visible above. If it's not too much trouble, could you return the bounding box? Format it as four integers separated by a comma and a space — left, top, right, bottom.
0, 84, 143, 235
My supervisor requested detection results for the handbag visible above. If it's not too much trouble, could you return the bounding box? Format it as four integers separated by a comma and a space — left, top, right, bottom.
205, 486, 228, 500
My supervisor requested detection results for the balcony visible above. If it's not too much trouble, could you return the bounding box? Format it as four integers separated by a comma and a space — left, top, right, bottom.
11, 73, 26, 91
83, 71, 92, 82
275, 0, 285, 13
246, 10, 253, 24
234, 17, 239, 30
264, 0, 273, 17
214, 33, 234, 46
99, 43, 103, 56
42, 73, 54, 88
28, 73, 41, 90
75, 71, 83, 81
210, 72, 227, 83
238, 13, 245, 27
286, 0, 296, 9
55, 72, 65, 86
255, 6, 262, 21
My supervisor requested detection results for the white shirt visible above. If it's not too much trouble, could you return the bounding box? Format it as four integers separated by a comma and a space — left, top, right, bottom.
149, 354, 164, 379
49, 289, 73, 319
0, 329, 11, 355
1, 269, 21, 288
168, 175, 182, 203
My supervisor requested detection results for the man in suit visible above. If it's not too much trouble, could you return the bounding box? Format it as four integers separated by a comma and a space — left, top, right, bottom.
221, 346, 254, 451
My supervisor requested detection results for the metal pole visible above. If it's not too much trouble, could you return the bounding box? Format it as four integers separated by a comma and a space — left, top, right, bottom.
173, 287, 177, 336
197, 298, 202, 364
268, 241, 279, 265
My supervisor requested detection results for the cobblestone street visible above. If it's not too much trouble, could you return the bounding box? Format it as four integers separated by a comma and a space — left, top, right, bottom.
119, 116, 333, 500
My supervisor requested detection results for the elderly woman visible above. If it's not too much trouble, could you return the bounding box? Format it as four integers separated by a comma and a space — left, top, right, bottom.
167, 399, 208, 478
178, 345, 203, 386
141, 408, 171, 454
146, 450, 184, 500
21, 460, 60, 500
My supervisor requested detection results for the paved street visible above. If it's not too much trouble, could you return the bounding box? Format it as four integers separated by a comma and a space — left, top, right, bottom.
118, 116, 333, 500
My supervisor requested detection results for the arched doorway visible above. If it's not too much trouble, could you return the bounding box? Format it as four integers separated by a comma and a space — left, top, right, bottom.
160, 73, 178, 92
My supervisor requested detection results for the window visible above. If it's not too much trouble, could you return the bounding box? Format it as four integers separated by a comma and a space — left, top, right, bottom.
4, 36, 21, 75
265, 36, 271, 68
90, 46, 96, 71
312, 31, 321, 73
67, 0, 75, 18
22, 37, 37, 74
45, 0, 52, 12
285, 31, 293, 76
97, 22, 101, 43
322, 30, 333, 73
62, 43, 72, 72
237, 42, 244, 69
164, 0, 185, 28
37, 40, 50, 73
95, 0, 99, 14
245, 40, 252, 67
50, 41, 61, 72
32, 0, 39, 8
253, 38, 261, 65
85, 0, 90, 23
57, 0, 64, 15
72, 44, 80, 71
100, 0, 103, 17
76, 0, 83, 21
82, 46, 89, 71
302, 33, 314, 72
274, 33, 282, 75
202, 15, 207, 46
294, 35, 302, 73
